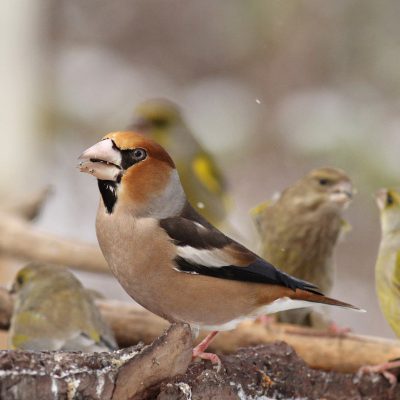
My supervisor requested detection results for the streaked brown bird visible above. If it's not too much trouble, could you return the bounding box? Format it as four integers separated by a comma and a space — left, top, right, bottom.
251, 167, 353, 328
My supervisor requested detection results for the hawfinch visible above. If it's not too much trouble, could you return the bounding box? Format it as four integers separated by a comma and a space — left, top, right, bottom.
128, 99, 229, 228
9, 263, 117, 352
79, 131, 361, 366
251, 167, 353, 328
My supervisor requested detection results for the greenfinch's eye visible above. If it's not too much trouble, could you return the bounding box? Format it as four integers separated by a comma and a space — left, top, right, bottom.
387, 193, 394, 206
16, 275, 24, 286
318, 178, 330, 186
151, 118, 168, 128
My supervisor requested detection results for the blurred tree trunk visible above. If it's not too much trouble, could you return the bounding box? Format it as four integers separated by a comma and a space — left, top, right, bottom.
0, 0, 48, 192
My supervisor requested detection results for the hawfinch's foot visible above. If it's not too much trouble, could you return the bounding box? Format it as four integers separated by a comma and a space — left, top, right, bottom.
358, 360, 400, 389
192, 330, 221, 370
192, 349, 222, 371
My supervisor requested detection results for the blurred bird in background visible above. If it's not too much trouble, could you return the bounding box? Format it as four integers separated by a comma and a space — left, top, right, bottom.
9, 263, 117, 352
360, 188, 400, 384
129, 99, 230, 228
251, 167, 353, 328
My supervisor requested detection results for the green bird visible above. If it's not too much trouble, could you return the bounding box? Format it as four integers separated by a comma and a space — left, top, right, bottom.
358, 188, 400, 385
251, 167, 353, 327
375, 188, 400, 337
129, 98, 230, 228
9, 263, 117, 352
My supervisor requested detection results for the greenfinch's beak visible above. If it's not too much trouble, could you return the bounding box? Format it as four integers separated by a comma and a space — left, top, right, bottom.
78, 139, 122, 181
375, 188, 388, 211
10, 283, 17, 295
330, 181, 353, 207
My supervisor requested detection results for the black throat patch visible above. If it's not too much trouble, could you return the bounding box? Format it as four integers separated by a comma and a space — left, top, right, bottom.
98, 180, 118, 214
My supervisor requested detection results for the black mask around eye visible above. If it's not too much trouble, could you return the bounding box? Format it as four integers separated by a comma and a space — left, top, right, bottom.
120, 148, 148, 169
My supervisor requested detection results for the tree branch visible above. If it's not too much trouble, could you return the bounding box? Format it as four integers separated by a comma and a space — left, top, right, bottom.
0, 323, 192, 400
0, 288, 398, 374
0, 211, 108, 273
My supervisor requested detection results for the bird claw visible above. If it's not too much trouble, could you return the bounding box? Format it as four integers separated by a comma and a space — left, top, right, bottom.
192, 350, 222, 372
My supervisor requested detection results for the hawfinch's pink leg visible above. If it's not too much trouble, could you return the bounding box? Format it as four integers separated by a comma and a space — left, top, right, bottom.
192, 331, 221, 369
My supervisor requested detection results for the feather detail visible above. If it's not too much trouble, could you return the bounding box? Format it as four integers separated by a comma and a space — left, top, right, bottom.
160, 212, 324, 295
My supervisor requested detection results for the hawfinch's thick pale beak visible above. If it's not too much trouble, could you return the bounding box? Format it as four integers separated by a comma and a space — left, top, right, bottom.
329, 181, 354, 207
78, 139, 122, 181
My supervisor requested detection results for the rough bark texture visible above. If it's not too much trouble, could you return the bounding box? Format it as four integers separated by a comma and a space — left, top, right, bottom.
159, 342, 400, 400
1, 291, 399, 374
0, 323, 193, 400
0, 334, 397, 399
99, 300, 400, 373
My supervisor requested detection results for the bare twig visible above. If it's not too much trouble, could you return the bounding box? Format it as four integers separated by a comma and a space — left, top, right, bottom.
0, 211, 108, 273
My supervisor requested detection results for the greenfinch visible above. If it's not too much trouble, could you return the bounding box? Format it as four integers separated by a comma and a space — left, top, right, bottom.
375, 188, 400, 337
129, 99, 229, 228
357, 189, 400, 384
9, 263, 117, 352
251, 167, 353, 327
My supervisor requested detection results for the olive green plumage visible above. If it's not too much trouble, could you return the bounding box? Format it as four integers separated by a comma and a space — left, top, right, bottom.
375, 188, 400, 338
129, 99, 229, 228
9, 263, 117, 351
251, 167, 353, 327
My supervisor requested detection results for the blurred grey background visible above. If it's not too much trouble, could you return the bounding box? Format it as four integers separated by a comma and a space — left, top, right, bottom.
1, 0, 400, 338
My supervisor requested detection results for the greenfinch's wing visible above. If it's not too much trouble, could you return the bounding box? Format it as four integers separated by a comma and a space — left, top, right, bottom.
77, 289, 117, 350
191, 152, 226, 196
10, 310, 54, 349
250, 193, 281, 234
250, 200, 273, 233
394, 250, 400, 290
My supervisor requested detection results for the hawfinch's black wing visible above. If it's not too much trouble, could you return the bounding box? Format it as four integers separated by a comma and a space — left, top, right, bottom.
159, 216, 322, 295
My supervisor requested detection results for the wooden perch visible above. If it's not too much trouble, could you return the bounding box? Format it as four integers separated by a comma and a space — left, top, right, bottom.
159, 341, 398, 400
0, 211, 108, 273
0, 323, 192, 400
0, 287, 398, 374
99, 301, 400, 373
0, 187, 109, 274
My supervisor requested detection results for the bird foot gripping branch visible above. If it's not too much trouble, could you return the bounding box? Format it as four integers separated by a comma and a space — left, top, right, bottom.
192, 331, 222, 370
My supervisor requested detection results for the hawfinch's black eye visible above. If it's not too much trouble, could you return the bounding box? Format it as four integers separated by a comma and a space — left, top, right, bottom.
387, 193, 394, 206
133, 148, 147, 161
319, 178, 330, 186
120, 148, 147, 169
